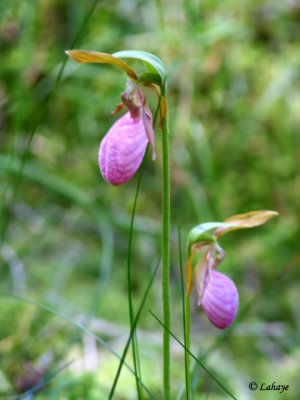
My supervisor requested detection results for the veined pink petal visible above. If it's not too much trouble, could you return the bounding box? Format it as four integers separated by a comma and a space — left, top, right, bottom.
143, 104, 156, 160
195, 258, 209, 306
202, 270, 239, 330
99, 112, 148, 186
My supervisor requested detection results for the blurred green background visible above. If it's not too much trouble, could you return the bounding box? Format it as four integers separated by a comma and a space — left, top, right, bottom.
0, 0, 300, 399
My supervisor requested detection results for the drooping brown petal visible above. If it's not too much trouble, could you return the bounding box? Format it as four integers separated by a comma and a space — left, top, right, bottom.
65, 50, 138, 80
185, 242, 209, 296
143, 103, 156, 160
215, 210, 279, 238
142, 82, 168, 129
185, 249, 196, 296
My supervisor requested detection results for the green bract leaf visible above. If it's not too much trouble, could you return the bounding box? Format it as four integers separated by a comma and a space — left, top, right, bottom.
65, 50, 138, 80
215, 210, 279, 238
143, 60, 159, 74
187, 222, 235, 252
113, 50, 167, 83
137, 72, 162, 85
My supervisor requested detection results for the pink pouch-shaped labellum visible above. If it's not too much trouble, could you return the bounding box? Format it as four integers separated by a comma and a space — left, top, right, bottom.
99, 112, 148, 186
202, 270, 239, 329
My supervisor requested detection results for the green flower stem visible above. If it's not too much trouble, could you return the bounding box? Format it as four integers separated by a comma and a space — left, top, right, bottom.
178, 227, 191, 400
161, 82, 171, 400
185, 293, 191, 398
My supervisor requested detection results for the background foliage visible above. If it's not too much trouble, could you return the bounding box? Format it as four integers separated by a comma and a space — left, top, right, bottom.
0, 0, 299, 398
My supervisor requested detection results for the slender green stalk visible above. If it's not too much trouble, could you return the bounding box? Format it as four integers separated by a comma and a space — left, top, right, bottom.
176, 294, 191, 400
178, 228, 190, 400
127, 147, 149, 399
185, 293, 191, 396
134, 330, 143, 389
161, 81, 171, 399
108, 259, 160, 399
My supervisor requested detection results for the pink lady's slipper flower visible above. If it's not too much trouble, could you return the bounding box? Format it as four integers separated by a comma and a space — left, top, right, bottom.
99, 81, 156, 186
201, 270, 239, 329
193, 243, 238, 330
186, 211, 278, 330
65, 50, 167, 186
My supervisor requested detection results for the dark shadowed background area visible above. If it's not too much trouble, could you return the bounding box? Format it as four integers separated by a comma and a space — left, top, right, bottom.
0, 0, 299, 399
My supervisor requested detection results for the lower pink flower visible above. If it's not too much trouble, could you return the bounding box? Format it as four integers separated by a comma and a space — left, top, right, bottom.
99, 112, 148, 186
201, 270, 239, 329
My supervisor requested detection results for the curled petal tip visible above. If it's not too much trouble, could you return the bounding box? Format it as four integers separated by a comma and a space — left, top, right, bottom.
202, 271, 239, 329
111, 103, 125, 115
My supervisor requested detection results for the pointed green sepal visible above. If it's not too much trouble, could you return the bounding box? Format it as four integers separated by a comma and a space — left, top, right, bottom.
187, 222, 235, 254
113, 50, 167, 83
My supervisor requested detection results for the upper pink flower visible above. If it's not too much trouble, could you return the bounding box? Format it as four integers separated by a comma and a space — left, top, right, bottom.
99, 81, 155, 186
99, 112, 148, 185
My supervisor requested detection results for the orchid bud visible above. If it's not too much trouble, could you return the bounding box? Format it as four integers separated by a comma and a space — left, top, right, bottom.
201, 270, 239, 330
99, 81, 155, 186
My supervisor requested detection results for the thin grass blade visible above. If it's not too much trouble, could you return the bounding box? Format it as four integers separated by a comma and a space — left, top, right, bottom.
149, 310, 238, 400
109, 259, 160, 399
126, 146, 150, 399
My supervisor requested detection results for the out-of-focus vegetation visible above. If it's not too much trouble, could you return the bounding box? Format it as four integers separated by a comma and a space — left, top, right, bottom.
0, 0, 299, 399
